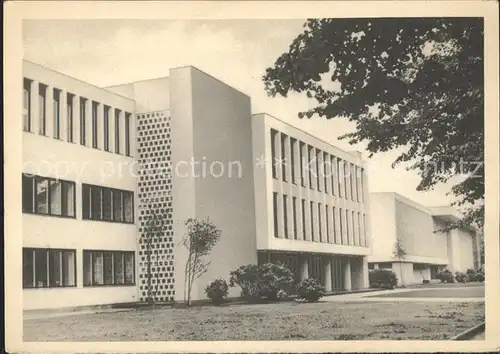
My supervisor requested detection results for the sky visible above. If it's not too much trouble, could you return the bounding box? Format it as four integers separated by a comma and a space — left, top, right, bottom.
23, 19, 457, 207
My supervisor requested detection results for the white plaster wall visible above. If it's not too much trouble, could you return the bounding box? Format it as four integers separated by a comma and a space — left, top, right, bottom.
170, 67, 257, 301
368, 193, 397, 262
458, 228, 475, 271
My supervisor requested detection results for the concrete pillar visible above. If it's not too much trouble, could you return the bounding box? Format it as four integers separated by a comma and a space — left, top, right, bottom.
84, 99, 92, 147
343, 257, 352, 291
324, 257, 332, 292
109, 107, 116, 153
276, 193, 284, 238
449, 229, 461, 272
274, 131, 282, 181
362, 256, 369, 289
301, 143, 309, 189
300, 256, 309, 281
72, 95, 79, 144
45, 85, 54, 138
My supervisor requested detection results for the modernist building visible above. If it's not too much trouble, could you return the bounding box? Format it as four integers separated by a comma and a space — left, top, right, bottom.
368, 192, 481, 286
21, 59, 371, 311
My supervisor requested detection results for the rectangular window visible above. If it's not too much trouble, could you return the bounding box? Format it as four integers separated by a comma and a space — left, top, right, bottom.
323, 152, 329, 194
23, 79, 31, 132
83, 250, 135, 286
301, 199, 306, 239
378, 262, 392, 269
308, 146, 314, 189
310, 201, 315, 239
80, 98, 87, 145
316, 150, 321, 192
22, 248, 76, 288
271, 129, 278, 179
23, 174, 76, 217
104, 106, 110, 151
332, 207, 337, 244
292, 197, 297, 239
339, 208, 343, 244
38, 84, 47, 136
338, 159, 343, 198
273, 192, 278, 237
92, 101, 99, 148
115, 109, 121, 154
66, 93, 74, 142
53, 89, 61, 139
281, 134, 287, 182
299, 142, 305, 187
82, 184, 134, 223
331, 156, 336, 196
283, 194, 288, 238
125, 112, 131, 156
325, 205, 330, 243
318, 203, 323, 242
290, 138, 297, 184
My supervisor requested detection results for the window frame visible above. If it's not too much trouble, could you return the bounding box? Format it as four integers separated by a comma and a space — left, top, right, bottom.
53, 88, 61, 139
82, 250, 136, 287
125, 112, 132, 157
66, 93, 74, 143
80, 97, 87, 146
82, 183, 135, 224
22, 173, 76, 219
23, 78, 32, 132
22, 247, 77, 289
38, 83, 47, 136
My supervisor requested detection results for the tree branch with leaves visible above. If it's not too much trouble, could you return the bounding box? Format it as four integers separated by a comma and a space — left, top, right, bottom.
183, 218, 221, 306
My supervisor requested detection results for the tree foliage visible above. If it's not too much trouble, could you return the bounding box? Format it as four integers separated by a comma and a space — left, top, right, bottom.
263, 18, 484, 229
183, 218, 221, 306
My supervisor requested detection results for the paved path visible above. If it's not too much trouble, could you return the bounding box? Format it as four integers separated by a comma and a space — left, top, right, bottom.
323, 286, 484, 303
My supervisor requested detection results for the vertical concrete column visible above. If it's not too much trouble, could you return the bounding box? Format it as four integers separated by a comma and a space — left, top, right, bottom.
343, 257, 352, 291
311, 201, 318, 242
59, 89, 67, 141
300, 255, 309, 281
362, 256, 369, 289
301, 143, 309, 189
320, 203, 327, 243
351, 164, 357, 202
283, 135, 292, 183
449, 229, 461, 272
45, 85, 54, 138
96, 102, 104, 150
332, 156, 338, 197
274, 132, 282, 181
357, 166, 363, 203
318, 151, 324, 192
30, 80, 39, 134
129, 112, 137, 159
324, 257, 332, 292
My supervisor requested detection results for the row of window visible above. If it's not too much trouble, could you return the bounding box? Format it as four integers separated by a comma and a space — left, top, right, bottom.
23, 78, 132, 156
23, 248, 135, 289
270, 129, 364, 203
272, 192, 368, 247
22, 174, 134, 224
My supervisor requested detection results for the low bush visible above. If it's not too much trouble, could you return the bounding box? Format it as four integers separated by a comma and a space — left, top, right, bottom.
205, 278, 229, 305
455, 271, 469, 283
474, 272, 485, 282
296, 278, 325, 302
369, 269, 398, 289
436, 269, 455, 283
229, 262, 295, 303
465, 268, 485, 282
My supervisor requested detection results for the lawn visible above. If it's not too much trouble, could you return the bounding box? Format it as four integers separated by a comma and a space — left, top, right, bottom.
368, 287, 484, 298
24, 301, 485, 341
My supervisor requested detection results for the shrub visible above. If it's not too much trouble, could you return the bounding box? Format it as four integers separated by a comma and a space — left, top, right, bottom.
369, 269, 398, 289
296, 278, 325, 302
466, 268, 485, 282
455, 271, 469, 283
474, 272, 485, 282
229, 262, 295, 303
205, 278, 229, 305
423, 279, 430, 284
436, 269, 455, 283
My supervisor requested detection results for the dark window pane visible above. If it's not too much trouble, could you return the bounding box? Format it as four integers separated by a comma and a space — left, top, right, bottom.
22, 174, 34, 213
103, 252, 114, 285
35, 178, 49, 214
114, 253, 125, 285
49, 180, 62, 215
90, 186, 102, 220
49, 250, 62, 287
23, 249, 34, 288
34, 249, 48, 287
272, 192, 278, 237
62, 181, 75, 217
103, 188, 112, 220
82, 184, 91, 219
62, 251, 76, 286
93, 251, 104, 285
113, 191, 123, 222
123, 192, 133, 223
83, 251, 92, 286
124, 253, 134, 284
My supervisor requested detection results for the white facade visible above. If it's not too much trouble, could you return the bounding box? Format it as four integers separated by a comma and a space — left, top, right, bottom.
368, 192, 481, 286
22, 60, 372, 311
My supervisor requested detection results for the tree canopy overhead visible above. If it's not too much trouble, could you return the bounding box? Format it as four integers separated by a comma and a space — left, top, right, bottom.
263, 17, 484, 229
